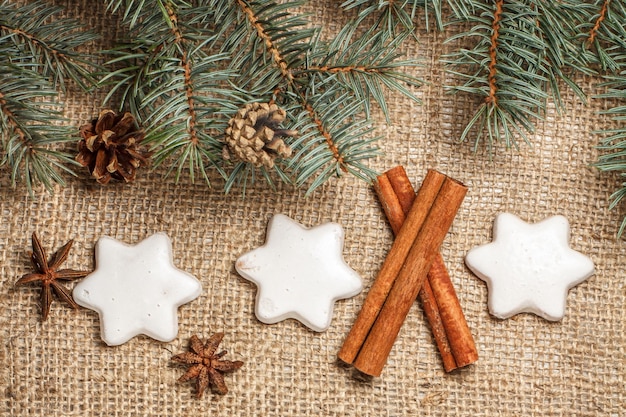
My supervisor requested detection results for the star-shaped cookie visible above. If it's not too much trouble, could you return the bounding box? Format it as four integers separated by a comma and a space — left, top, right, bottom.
465, 213, 594, 321
235, 214, 363, 332
73, 233, 202, 345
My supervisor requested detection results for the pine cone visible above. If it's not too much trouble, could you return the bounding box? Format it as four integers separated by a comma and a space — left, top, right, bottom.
224, 102, 296, 169
77, 110, 150, 184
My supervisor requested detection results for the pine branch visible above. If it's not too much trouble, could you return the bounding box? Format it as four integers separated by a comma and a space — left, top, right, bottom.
0, 0, 98, 193
443, 0, 596, 152
594, 72, 626, 237
104, 0, 421, 193
443, 0, 549, 151
0, 62, 76, 193
226, 0, 358, 191
286, 89, 380, 190
584, 0, 626, 236
578, 0, 626, 72
102, 1, 238, 185
445, 0, 626, 234
227, 0, 422, 192
299, 23, 422, 122
534, 0, 597, 109
0, 0, 98, 91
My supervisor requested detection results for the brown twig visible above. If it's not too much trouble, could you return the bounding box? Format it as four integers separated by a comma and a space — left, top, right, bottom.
305, 65, 382, 75
165, 3, 199, 145
486, 0, 504, 105
0, 24, 68, 69
0, 91, 28, 145
303, 103, 345, 170
587, 0, 610, 45
235, 0, 292, 81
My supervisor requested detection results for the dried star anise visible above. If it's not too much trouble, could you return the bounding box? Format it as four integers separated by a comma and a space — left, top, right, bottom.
172, 333, 244, 398
15, 233, 90, 321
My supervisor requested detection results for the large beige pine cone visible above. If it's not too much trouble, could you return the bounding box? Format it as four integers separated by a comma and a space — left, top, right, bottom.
224, 102, 296, 169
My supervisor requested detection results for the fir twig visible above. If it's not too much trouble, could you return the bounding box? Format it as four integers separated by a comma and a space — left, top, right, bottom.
579, 0, 626, 72
101, 1, 238, 185
443, 0, 595, 152
0, 63, 76, 193
534, 0, 596, 110
0, 0, 98, 192
594, 73, 626, 237
229, 0, 419, 192
444, 0, 548, 151
230, 0, 359, 190
0, 0, 98, 91
584, 0, 626, 236
299, 23, 422, 122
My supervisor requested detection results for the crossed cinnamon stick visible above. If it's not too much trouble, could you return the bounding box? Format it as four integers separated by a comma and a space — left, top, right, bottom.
338, 167, 478, 376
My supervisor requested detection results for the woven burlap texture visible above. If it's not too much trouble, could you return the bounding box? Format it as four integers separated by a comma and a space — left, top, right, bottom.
1, 1, 624, 416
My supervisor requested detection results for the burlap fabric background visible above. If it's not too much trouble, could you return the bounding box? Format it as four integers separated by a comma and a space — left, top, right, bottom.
2, 1, 625, 416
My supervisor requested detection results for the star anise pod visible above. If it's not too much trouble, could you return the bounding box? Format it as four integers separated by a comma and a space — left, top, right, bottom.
172, 333, 244, 398
15, 233, 90, 321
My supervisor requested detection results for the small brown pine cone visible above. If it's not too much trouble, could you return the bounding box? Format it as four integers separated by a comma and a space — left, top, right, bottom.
224, 102, 296, 169
77, 110, 150, 184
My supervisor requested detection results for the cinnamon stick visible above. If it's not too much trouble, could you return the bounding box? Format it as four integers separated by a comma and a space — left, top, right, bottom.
420, 277, 457, 372
352, 176, 467, 376
428, 255, 478, 368
381, 168, 456, 371
381, 166, 478, 371
337, 170, 447, 365
373, 169, 458, 371
339, 170, 467, 376
385, 166, 415, 216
